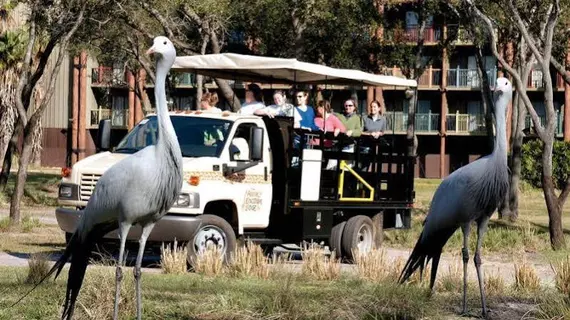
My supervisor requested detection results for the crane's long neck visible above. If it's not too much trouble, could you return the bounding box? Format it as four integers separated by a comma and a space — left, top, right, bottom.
492, 96, 509, 166
154, 59, 182, 164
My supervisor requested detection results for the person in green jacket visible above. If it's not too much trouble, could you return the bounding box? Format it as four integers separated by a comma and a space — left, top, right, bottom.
336, 99, 363, 138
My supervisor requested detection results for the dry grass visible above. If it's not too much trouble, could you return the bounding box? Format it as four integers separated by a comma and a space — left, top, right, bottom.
551, 255, 570, 295
191, 246, 225, 276
23, 252, 50, 285
354, 248, 390, 282
76, 266, 135, 320
227, 240, 270, 279
438, 254, 463, 292
160, 239, 187, 275
0, 215, 42, 233
300, 243, 341, 281
513, 256, 541, 292
484, 268, 506, 296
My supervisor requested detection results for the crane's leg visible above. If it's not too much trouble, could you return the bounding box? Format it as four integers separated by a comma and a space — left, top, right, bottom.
461, 222, 471, 315
114, 222, 132, 320
475, 216, 491, 318
135, 223, 155, 320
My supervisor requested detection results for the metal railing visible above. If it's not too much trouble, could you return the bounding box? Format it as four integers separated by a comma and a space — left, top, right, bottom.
383, 25, 441, 43
385, 112, 440, 133
447, 68, 497, 88
524, 112, 564, 135
90, 108, 129, 127
446, 112, 486, 134
527, 69, 567, 89
91, 67, 127, 86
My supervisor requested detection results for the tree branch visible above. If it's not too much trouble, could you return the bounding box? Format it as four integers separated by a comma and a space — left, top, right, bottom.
464, 0, 546, 139
559, 177, 570, 207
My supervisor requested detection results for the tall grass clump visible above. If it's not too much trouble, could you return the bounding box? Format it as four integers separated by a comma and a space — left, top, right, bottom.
513, 256, 541, 292
484, 268, 505, 297
437, 254, 462, 292
354, 248, 389, 282
228, 240, 270, 279
160, 239, 187, 275
23, 252, 50, 285
551, 256, 570, 295
191, 246, 225, 276
301, 243, 340, 281
79, 267, 135, 319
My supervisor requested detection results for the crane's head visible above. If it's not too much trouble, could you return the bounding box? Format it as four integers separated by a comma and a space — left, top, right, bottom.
146, 36, 176, 67
493, 77, 512, 114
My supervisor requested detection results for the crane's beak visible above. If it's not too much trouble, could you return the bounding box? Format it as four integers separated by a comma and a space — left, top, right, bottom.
146, 46, 156, 55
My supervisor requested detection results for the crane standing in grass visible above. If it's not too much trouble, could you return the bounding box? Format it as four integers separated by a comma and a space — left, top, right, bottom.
398, 77, 512, 318
13, 36, 183, 320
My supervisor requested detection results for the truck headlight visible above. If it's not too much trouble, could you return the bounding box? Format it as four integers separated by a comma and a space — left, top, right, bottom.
174, 192, 200, 208
58, 183, 78, 200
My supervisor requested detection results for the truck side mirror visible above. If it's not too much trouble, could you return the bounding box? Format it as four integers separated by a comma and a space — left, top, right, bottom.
96, 119, 111, 152
250, 127, 264, 161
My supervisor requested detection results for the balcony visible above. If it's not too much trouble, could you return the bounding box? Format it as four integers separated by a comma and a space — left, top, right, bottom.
527, 69, 566, 90
446, 25, 473, 45
383, 25, 441, 44
447, 68, 497, 89
446, 112, 486, 134
172, 72, 196, 86
524, 112, 564, 136
384, 112, 440, 133
90, 108, 129, 128
91, 67, 127, 87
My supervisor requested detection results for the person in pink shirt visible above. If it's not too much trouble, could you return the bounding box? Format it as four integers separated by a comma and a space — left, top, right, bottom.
313, 100, 346, 147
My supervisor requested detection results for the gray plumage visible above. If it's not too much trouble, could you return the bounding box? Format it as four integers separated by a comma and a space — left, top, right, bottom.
12, 36, 183, 320
399, 77, 512, 318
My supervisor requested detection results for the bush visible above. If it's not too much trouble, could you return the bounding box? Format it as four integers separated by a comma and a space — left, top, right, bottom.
521, 139, 570, 189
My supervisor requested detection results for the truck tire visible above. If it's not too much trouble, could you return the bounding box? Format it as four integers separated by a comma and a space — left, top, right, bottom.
341, 215, 375, 262
329, 221, 346, 259
187, 214, 237, 267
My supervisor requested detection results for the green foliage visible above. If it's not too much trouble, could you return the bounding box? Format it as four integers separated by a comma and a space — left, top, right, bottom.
521, 139, 570, 189
0, 29, 26, 69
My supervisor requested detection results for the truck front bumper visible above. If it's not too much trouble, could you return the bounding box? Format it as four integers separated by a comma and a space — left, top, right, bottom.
55, 207, 200, 242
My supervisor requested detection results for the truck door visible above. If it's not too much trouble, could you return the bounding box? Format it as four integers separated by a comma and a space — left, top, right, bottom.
228, 121, 273, 229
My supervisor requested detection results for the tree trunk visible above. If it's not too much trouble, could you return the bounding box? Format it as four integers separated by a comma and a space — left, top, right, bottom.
214, 78, 241, 112
9, 123, 35, 225
542, 138, 565, 249
505, 94, 526, 222
0, 122, 22, 192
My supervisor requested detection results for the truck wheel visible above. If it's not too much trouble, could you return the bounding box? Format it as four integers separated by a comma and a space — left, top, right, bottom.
341, 215, 375, 262
187, 214, 237, 267
329, 221, 346, 259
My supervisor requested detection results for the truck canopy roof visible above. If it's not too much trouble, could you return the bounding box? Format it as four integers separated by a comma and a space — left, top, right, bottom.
172, 53, 417, 88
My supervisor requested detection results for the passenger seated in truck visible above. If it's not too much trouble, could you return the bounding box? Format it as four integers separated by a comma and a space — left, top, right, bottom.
239, 83, 266, 115
254, 90, 295, 117
313, 100, 346, 148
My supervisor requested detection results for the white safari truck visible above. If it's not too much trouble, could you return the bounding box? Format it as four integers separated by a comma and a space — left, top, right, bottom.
56, 53, 418, 262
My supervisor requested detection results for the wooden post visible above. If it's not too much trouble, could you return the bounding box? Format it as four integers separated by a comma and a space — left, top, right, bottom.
128, 70, 136, 130
564, 45, 570, 142
78, 51, 87, 161
71, 56, 79, 165
440, 24, 448, 179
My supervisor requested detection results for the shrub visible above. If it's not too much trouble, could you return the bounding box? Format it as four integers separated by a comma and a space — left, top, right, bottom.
521, 139, 570, 189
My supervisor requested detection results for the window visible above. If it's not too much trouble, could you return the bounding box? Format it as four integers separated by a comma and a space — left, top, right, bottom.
229, 123, 258, 161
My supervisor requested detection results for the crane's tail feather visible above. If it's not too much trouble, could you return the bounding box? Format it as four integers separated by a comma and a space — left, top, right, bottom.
398, 227, 457, 290
60, 222, 118, 320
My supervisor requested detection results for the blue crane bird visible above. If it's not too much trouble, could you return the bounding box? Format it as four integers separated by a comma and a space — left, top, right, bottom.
13, 36, 183, 320
398, 77, 512, 317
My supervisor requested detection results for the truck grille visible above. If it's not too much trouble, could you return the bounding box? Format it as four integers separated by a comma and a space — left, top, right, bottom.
80, 173, 102, 201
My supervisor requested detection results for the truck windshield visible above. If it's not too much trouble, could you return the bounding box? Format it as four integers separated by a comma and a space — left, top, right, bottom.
114, 115, 233, 158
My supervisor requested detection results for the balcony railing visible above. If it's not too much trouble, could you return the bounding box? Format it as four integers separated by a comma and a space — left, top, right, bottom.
90, 108, 129, 127
447, 25, 473, 45
446, 112, 486, 134
527, 69, 567, 89
524, 112, 564, 136
384, 112, 440, 133
447, 68, 497, 88
383, 25, 442, 44
91, 67, 127, 86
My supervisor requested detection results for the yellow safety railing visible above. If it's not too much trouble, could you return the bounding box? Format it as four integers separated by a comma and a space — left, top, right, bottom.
337, 160, 375, 202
